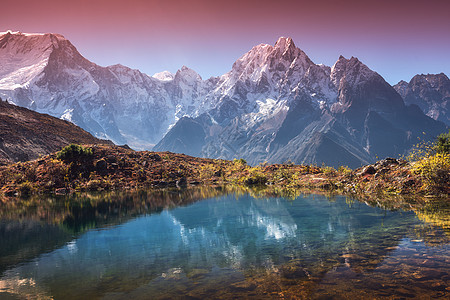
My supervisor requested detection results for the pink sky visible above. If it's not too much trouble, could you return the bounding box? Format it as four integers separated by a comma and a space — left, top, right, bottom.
1, 0, 449, 84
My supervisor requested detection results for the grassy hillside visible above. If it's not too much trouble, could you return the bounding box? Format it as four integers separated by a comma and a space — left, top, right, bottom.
0, 99, 112, 165
1, 143, 448, 199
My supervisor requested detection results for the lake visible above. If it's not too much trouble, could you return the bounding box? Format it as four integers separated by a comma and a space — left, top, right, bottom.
0, 188, 449, 299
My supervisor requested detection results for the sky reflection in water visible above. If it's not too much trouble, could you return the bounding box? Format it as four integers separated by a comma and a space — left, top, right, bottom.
0, 191, 449, 299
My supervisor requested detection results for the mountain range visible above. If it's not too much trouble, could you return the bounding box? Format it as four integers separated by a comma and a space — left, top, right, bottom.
394, 73, 449, 125
0, 31, 448, 167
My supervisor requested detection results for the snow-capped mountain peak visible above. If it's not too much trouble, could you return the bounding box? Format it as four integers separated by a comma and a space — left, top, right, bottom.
2, 32, 446, 168
394, 73, 450, 125
0, 31, 219, 149
331, 55, 377, 88
153, 71, 175, 81
230, 36, 312, 79
0, 31, 83, 91
273, 36, 303, 62
175, 66, 203, 82
156, 39, 446, 167
274, 36, 294, 49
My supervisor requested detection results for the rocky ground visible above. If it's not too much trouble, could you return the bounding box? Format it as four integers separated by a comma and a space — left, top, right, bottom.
0, 144, 448, 201
0, 100, 112, 165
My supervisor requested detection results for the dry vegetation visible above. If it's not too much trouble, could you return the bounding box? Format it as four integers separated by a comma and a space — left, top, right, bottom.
0, 139, 448, 200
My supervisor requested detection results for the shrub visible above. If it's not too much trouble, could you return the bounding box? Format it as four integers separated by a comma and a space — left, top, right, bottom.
321, 164, 336, 175
57, 144, 93, 161
338, 165, 352, 175
241, 167, 267, 186
435, 130, 450, 154
407, 131, 450, 194
243, 173, 267, 186
199, 164, 218, 180
18, 181, 34, 196
412, 152, 450, 194
408, 130, 450, 161
233, 158, 247, 165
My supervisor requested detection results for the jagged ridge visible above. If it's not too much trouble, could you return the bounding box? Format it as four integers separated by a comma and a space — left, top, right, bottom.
394, 73, 450, 125
0, 32, 447, 167
156, 39, 447, 168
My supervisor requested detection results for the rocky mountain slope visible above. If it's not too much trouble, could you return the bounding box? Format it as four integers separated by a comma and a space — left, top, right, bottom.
0, 31, 214, 149
155, 39, 447, 168
394, 73, 450, 126
0, 99, 111, 165
0, 31, 447, 168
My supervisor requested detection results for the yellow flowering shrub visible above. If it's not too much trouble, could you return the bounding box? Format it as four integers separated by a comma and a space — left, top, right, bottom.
412, 152, 450, 193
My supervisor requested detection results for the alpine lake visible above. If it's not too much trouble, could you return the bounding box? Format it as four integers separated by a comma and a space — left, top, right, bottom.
0, 187, 449, 299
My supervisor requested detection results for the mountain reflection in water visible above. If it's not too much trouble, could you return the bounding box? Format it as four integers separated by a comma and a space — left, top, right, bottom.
0, 187, 448, 299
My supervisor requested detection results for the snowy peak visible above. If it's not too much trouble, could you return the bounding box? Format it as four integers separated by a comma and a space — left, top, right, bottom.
207, 36, 338, 117
393, 73, 450, 125
273, 36, 297, 57
0, 32, 55, 89
228, 36, 315, 87
175, 65, 203, 82
0, 31, 69, 53
273, 36, 302, 62
2, 31, 445, 167
331, 55, 377, 88
0, 31, 83, 90
274, 36, 295, 49
0, 31, 213, 149
153, 70, 174, 82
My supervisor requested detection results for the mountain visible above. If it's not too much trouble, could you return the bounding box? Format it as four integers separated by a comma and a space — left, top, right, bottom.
0, 99, 112, 165
393, 73, 450, 125
0, 32, 447, 168
155, 38, 447, 168
0, 31, 213, 149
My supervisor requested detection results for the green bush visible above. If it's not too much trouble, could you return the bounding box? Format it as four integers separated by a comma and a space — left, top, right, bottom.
407, 131, 450, 194
241, 167, 267, 186
243, 174, 267, 186
435, 130, 450, 154
233, 158, 247, 165
57, 144, 93, 161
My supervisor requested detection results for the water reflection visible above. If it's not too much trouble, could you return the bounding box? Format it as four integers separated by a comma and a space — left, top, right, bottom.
0, 188, 449, 299
0, 187, 231, 275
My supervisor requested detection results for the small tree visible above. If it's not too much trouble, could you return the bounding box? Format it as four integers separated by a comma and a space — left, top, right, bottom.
435, 130, 450, 154
57, 144, 93, 161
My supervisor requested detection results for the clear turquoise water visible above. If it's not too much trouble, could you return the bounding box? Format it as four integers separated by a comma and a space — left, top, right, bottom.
0, 191, 449, 299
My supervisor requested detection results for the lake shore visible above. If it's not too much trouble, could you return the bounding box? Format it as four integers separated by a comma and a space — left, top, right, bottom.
0, 144, 448, 201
